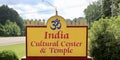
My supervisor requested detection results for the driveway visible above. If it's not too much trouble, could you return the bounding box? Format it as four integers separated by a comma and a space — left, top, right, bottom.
0, 37, 25, 46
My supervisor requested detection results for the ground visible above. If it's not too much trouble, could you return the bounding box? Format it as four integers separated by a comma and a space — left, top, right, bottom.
0, 37, 26, 60
0, 37, 25, 46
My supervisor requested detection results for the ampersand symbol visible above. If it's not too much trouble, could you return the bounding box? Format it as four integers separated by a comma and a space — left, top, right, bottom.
50, 18, 61, 30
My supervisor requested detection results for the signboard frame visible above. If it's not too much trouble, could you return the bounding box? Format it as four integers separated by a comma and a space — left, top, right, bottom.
26, 26, 88, 60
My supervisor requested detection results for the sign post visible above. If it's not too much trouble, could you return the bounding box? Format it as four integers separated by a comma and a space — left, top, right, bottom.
26, 15, 89, 60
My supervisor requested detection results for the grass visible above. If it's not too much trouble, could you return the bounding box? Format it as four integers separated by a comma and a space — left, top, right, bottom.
0, 43, 26, 60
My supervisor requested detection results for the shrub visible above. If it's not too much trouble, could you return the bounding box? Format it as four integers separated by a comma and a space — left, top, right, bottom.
0, 20, 21, 36
89, 16, 120, 60
0, 50, 18, 60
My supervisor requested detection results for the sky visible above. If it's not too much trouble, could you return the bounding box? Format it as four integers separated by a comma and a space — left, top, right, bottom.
0, 0, 97, 20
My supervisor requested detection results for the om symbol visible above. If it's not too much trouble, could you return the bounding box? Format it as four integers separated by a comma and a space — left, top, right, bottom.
50, 18, 61, 30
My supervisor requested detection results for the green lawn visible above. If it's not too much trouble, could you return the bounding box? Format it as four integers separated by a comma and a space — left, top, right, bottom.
0, 43, 26, 60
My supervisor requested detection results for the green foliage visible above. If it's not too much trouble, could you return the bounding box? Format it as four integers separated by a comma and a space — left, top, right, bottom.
84, 1, 102, 27
0, 50, 18, 60
89, 16, 120, 60
101, 0, 111, 18
84, 0, 120, 28
100, 0, 120, 17
21, 20, 26, 36
114, 3, 120, 16
0, 20, 21, 36
112, 0, 120, 16
110, 16, 120, 39
0, 5, 25, 36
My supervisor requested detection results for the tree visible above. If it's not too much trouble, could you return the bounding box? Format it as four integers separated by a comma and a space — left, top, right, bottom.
109, 16, 120, 60
111, 16, 120, 39
84, 1, 102, 27
84, 0, 120, 28
0, 20, 21, 36
89, 17, 120, 60
112, 3, 120, 16
102, 0, 120, 17
101, 0, 112, 18
0, 5, 24, 35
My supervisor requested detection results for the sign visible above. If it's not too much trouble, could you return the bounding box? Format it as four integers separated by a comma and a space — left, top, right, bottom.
26, 15, 88, 60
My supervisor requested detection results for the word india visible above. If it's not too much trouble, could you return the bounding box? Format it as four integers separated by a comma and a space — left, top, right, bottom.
30, 30, 82, 55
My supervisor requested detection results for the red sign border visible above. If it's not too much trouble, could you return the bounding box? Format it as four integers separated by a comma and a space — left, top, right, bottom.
26, 26, 88, 60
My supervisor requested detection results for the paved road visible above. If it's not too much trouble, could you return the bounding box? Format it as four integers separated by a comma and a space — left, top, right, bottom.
0, 37, 25, 46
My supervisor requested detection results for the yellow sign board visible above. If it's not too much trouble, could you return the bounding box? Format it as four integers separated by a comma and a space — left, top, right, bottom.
26, 15, 88, 57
